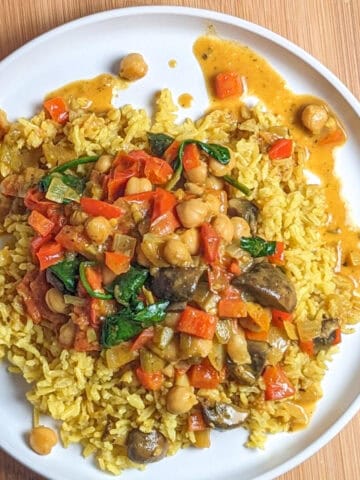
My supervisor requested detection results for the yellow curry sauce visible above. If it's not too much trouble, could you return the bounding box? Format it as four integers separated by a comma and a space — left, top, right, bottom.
178, 93, 194, 108
193, 35, 360, 290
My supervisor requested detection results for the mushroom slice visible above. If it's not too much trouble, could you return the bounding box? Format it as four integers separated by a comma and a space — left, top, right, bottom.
201, 402, 249, 429
126, 429, 168, 464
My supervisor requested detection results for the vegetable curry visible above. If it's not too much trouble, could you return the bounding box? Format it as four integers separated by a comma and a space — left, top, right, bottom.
0, 34, 356, 461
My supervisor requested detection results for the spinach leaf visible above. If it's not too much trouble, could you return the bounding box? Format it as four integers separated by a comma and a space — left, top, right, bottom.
105, 266, 149, 307
100, 300, 169, 347
48, 256, 80, 294
223, 175, 251, 196
147, 133, 174, 157
240, 236, 276, 258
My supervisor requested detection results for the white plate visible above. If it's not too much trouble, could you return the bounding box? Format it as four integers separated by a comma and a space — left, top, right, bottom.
1, 6, 360, 480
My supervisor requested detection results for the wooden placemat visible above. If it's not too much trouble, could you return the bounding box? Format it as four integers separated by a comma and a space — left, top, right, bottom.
0, 1, 359, 479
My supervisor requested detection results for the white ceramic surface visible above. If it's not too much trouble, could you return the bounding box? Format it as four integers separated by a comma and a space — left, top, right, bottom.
0, 6, 359, 480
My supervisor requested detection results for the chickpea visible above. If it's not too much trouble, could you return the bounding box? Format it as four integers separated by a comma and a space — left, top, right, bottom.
231, 216, 251, 239
179, 334, 213, 358
85, 216, 112, 244
184, 182, 204, 196
205, 175, 224, 190
301, 104, 329, 134
185, 161, 207, 185
119, 53, 148, 81
69, 209, 88, 226
45, 288, 67, 314
227, 332, 251, 365
124, 176, 152, 196
94, 154, 113, 173
212, 214, 234, 243
166, 386, 198, 414
29, 426, 57, 455
208, 156, 234, 177
136, 244, 151, 267
163, 238, 192, 266
59, 320, 76, 347
203, 192, 221, 217
179, 228, 200, 255
176, 199, 208, 228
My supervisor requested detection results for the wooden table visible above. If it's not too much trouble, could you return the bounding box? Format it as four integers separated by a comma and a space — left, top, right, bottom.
1, 1, 359, 479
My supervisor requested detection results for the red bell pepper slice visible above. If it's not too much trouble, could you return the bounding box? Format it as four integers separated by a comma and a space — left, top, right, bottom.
130, 327, 155, 351
136, 367, 164, 390
36, 241, 64, 270
183, 143, 201, 171
188, 358, 221, 389
201, 223, 221, 264
28, 210, 55, 237
271, 309, 293, 329
80, 197, 123, 219
262, 365, 295, 400
104, 252, 130, 275
177, 306, 217, 340
268, 241, 285, 265
43, 97, 69, 125
268, 139, 293, 160
144, 155, 173, 185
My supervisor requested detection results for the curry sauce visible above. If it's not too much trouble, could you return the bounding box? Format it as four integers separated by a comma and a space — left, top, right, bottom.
194, 35, 360, 289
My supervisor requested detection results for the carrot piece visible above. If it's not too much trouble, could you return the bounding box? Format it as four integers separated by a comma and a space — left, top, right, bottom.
104, 251, 130, 275
246, 302, 272, 332
43, 97, 69, 124
36, 241, 64, 270
268, 139, 293, 160
150, 210, 180, 236
245, 329, 269, 342
80, 197, 123, 219
84, 265, 103, 291
188, 358, 221, 389
271, 309, 293, 329
201, 223, 221, 264
136, 367, 164, 390
163, 140, 180, 163
144, 156, 174, 185
130, 327, 155, 351
268, 241, 285, 265
319, 128, 345, 145
218, 298, 247, 318
183, 143, 201, 171
215, 72, 243, 99
28, 210, 55, 237
177, 306, 217, 340
188, 410, 207, 432
262, 365, 295, 401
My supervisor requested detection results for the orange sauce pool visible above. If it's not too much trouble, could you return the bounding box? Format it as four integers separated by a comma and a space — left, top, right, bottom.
178, 93, 193, 108
194, 35, 360, 287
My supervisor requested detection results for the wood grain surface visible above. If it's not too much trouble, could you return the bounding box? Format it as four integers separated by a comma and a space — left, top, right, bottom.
0, 1, 359, 479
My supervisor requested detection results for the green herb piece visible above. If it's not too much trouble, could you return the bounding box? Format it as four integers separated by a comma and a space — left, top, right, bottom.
105, 266, 149, 307
51, 155, 99, 174
100, 300, 169, 347
166, 139, 231, 190
240, 236, 276, 257
147, 133, 174, 157
79, 261, 113, 300
48, 256, 80, 294
223, 175, 252, 196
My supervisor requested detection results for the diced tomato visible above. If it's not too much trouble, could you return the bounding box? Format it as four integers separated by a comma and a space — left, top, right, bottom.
80, 197, 123, 219
24, 188, 55, 215
268, 241, 285, 265
188, 358, 221, 389
177, 306, 217, 340
43, 97, 69, 124
151, 188, 177, 222
107, 175, 132, 202
188, 410, 207, 432
218, 298, 247, 318
136, 367, 164, 390
30, 234, 52, 257
183, 143, 201, 171
56, 225, 93, 256
130, 327, 155, 351
271, 309, 293, 329
28, 210, 55, 237
16, 275, 42, 324
215, 72, 243, 99
73, 328, 100, 352
201, 223, 221, 264
144, 156, 173, 185
262, 365, 296, 401
268, 139, 293, 160
36, 241, 64, 270
150, 210, 180, 235
163, 140, 180, 163
105, 251, 130, 275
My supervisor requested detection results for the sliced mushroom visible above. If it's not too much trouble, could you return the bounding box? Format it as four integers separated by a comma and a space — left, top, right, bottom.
201, 402, 249, 429
227, 340, 269, 385
313, 318, 340, 353
233, 262, 297, 313
227, 199, 259, 235
126, 429, 168, 464
150, 266, 204, 302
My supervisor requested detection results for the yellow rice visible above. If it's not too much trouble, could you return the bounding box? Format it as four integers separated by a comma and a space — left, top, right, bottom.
0, 89, 359, 474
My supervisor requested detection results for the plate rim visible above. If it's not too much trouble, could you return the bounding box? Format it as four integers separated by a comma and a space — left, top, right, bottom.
0, 5, 359, 480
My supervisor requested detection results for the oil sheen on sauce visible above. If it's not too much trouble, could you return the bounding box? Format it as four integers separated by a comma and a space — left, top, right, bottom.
194, 35, 359, 428
194, 35, 360, 286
